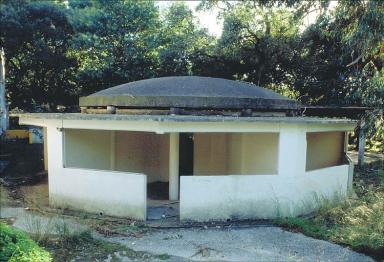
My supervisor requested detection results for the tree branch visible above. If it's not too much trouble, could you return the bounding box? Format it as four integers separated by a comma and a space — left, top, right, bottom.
346, 54, 363, 67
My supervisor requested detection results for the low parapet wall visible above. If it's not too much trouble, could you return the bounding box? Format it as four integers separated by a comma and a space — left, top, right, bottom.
180, 165, 349, 221
49, 168, 147, 220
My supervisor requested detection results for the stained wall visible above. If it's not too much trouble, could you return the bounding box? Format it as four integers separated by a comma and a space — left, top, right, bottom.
306, 131, 345, 171
193, 133, 279, 175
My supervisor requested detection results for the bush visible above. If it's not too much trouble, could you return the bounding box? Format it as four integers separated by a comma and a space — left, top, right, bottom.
0, 223, 51, 262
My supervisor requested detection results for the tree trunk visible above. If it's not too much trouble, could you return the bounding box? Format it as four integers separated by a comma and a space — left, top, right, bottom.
358, 125, 365, 170
0, 47, 8, 135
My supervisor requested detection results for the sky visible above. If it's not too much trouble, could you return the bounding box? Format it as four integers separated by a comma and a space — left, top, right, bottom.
156, 1, 223, 37
156, 1, 339, 37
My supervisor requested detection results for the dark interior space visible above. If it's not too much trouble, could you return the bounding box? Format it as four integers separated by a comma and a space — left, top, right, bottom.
147, 133, 194, 201
179, 133, 194, 176
147, 181, 168, 200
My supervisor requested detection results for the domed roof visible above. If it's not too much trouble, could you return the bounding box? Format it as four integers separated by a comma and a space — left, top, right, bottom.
79, 76, 298, 111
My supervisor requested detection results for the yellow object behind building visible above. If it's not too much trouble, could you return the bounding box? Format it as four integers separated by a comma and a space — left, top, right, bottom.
5, 129, 29, 140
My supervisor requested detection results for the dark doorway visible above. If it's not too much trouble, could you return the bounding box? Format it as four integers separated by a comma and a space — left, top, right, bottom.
179, 133, 194, 176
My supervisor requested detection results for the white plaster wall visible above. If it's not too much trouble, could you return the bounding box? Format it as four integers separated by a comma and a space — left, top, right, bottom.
64, 129, 111, 170
51, 168, 147, 219
20, 118, 355, 221
278, 125, 306, 178
46, 122, 63, 211
115, 131, 169, 182
194, 133, 278, 175
63, 129, 169, 182
180, 165, 349, 221
46, 125, 147, 220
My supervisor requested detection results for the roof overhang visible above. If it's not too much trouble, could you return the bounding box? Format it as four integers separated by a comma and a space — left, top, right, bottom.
13, 113, 358, 134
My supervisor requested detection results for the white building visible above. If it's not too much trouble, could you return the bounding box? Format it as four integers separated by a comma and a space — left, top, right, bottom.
16, 76, 356, 221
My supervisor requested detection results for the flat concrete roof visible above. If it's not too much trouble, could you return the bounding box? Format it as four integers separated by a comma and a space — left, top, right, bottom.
13, 113, 358, 125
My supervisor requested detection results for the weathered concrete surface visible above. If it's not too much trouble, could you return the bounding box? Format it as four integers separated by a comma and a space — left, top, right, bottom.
14, 112, 357, 124
107, 227, 374, 262
180, 165, 349, 221
15, 117, 355, 222
79, 76, 299, 110
51, 167, 147, 219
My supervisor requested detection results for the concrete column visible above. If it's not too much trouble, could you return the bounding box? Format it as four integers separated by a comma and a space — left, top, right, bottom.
43, 127, 48, 171
278, 125, 306, 177
46, 122, 64, 205
110, 131, 115, 170
47, 126, 64, 170
169, 133, 180, 200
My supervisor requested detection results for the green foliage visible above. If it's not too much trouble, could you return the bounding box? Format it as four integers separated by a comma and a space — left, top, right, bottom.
294, 0, 384, 108
210, 3, 302, 88
335, 0, 384, 60
0, 223, 51, 262
0, 0, 383, 126
68, 0, 160, 95
157, 2, 214, 76
0, 0, 77, 111
158, 253, 171, 260
202, 0, 383, 144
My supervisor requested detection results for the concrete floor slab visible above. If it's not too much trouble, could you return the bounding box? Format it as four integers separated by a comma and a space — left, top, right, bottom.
107, 226, 374, 262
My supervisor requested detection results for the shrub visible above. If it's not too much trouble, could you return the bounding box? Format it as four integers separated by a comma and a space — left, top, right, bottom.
0, 223, 51, 262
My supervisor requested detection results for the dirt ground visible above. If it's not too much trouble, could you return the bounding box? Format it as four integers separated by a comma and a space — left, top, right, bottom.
0, 181, 375, 262
0, 140, 45, 186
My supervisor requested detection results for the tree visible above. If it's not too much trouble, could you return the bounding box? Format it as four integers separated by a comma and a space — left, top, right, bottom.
0, 0, 77, 111
295, 0, 384, 108
196, 1, 303, 99
67, 0, 160, 95
200, 0, 383, 110
156, 2, 215, 76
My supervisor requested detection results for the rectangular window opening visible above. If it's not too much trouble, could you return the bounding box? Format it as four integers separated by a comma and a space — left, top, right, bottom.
193, 132, 279, 175
306, 131, 345, 171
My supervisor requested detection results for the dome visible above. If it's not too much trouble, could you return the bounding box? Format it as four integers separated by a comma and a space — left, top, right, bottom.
79, 76, 298, 111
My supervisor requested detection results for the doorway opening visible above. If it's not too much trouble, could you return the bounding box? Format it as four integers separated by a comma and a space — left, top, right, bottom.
179, 133, 194, 176
147, 133, 193, 221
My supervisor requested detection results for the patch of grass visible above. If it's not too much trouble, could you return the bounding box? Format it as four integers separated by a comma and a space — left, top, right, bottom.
24, 214, 54, 245
0, 222, 51, 262
43, 229, 154, 261
89, 218, 146, 238
275, 166, 384, 260
158, 253, 171, 260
